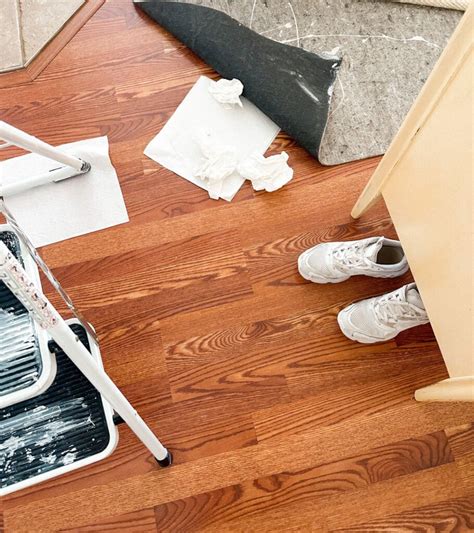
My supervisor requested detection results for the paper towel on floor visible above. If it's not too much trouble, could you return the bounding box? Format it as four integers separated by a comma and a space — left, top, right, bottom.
0, 136, 128, 247
144, 76, 280, 201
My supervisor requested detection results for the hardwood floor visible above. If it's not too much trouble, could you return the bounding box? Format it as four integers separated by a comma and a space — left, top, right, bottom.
0, 1, 472, 531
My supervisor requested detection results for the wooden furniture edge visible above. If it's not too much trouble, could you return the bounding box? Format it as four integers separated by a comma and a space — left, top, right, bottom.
415, 376, 474, 402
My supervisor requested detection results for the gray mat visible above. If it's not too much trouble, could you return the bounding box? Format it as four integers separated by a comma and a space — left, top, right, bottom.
182, 0, 461, 165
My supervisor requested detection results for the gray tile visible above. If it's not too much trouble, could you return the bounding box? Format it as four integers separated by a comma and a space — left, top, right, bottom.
0, 0, 23, 72
20, 0, 85, 64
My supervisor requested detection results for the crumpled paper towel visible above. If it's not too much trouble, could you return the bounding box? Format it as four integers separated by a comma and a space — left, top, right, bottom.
194, 133, 239, 200
0, 136, 128, 247
208, 78, 244, 108
144, 75, 280, 201
238, 151, 293, 192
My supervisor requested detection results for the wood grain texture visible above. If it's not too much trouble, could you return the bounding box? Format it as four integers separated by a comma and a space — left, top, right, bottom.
153, 431, 454, 531
0, 1, 472, 531
192, 464, 469, 532
330, 497, 474, 532
60, 508, 158, 533
446, 422, 474, 458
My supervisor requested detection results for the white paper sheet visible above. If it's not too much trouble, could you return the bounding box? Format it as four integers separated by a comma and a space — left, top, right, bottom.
144, 76, 280, 201
0, 136, 128, 247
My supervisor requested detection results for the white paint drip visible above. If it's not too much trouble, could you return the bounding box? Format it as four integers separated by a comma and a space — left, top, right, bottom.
0, 308, 36, 362
0, 399, 85, 437
62, 451, 77, 465
0, 398, 91, 472
287, 2, 300, 48
40, 453, 56, 465
260, 22, 293, 35
249, 0, 257, 29
25, 450, 35, 463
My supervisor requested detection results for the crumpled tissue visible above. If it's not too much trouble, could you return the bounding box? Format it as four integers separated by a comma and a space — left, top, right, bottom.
195, 133, 238, 200
208, 78, 244, 108
144, 76, 280, 201
238, 151, 294, 192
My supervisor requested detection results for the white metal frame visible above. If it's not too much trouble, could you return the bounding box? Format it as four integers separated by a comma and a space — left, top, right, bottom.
0, 121, 171, 494
0, 241, 171, 474
0, 223, 56, 408
0, 121, 91, 197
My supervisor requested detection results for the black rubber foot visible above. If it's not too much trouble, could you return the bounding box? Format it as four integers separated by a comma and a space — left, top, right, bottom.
113, 414, 125, 425
156, 450, 173, 467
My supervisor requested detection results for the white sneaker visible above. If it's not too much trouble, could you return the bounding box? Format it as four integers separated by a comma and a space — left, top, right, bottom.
337, 283, 429, 344
298, 237, 408, 284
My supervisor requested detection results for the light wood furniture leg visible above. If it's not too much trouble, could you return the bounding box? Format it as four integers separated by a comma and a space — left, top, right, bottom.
415, 377, 474, 402
351, 6, 473, 401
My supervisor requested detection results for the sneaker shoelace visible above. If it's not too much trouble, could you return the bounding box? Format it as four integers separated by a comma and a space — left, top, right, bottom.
331, 242, 373, 272
373, 291, 426, 327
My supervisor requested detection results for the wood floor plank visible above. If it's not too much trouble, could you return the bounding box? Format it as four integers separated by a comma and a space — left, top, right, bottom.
254, 363, 449, 443
0, 0, 470, 530
285, 342, 443, 399
446, 422, 474, 459
443, 423, 474, 491
126, 166, 254, 225
5, 402, 472, 531
198, 464, 467, 532
244, 213, 394, 285
153, 431, 454, 531
53, 245, 249, 312
52, 229, 246, 287
329, 496, 474, 532
59, 507, 158, 533
163, 284, 387, 365
47, 229, 255, 331
40, 168, 374, 269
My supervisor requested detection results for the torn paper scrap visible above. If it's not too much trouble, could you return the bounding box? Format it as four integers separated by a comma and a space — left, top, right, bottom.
238, 151, 293, 192
0, 136, 128, 247
208, 78, 243, 108
144, 75, 280, 202
195, 133, 238, 199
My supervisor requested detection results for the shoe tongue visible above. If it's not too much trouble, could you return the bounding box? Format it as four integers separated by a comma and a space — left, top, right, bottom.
406, 286, 424, 309
364, 238, 384, 262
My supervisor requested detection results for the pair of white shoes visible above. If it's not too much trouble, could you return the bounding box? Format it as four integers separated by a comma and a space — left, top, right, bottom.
298, 237, 429, 344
